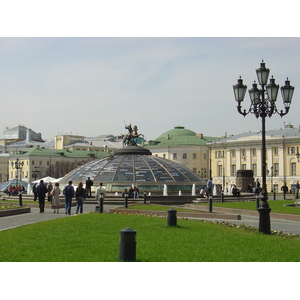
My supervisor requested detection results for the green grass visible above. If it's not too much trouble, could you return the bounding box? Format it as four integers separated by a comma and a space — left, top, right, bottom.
0, 212, 299, 262
197, 199, 300, 214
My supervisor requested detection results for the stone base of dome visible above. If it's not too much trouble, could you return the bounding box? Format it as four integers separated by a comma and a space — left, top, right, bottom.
114, 146, 152, 156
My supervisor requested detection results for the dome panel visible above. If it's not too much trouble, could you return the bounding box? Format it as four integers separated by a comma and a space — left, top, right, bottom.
59, 146, 206, 191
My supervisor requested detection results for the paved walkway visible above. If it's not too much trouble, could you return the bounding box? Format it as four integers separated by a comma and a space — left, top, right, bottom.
0, 203, 118, 232
1, 202, 300, 235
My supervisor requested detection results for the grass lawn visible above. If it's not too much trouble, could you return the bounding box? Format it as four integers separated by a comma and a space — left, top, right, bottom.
0, 212, 299, 262
196, 199, 300, 214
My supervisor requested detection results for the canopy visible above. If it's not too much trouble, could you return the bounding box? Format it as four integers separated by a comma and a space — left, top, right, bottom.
0, 179, 29, 191
32, 176, 57, 184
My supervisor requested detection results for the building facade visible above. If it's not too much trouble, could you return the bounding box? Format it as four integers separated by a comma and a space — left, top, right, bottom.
208, 125, 300, 193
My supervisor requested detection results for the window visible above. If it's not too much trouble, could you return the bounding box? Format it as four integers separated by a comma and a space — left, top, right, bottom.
252, 148, 257, 157
173, 153, 177, 159
32, 161, 35, 165
204, 153, 207, 159
252, 164, 257, 176
163, 154, 166, 159
274, 163, 279, 176
274, 147, 279, 155
231, 150, 236, 158
193, 168, 197, 173
183, 153, 187, 159
193, 153, 197, 159
288, 147, 296, 154
241, 149, 246, 157
231, 164, 236, 176
242, 164, 246, 170
291, 162, 296, 176
39, 161, 42, 166
218, 165, 223, 177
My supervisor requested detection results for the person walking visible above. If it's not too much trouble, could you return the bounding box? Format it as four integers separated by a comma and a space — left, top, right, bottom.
85, 177, 93, 197
32, 183, 38, 201
63, 180, 75, 215
51, 182, 61, 213
75, 182, 86, 214
206, 178, 213, 197
36, 180, 48, 213
96, 182, 106, 212
47, 181, 53, 203
281, 182, 288, 200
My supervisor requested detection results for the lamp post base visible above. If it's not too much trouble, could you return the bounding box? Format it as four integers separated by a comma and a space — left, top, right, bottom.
257, 205, 271, 234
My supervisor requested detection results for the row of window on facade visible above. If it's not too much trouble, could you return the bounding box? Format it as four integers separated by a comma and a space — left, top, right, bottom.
217, 162, 297, 177
215, 146, 299, 159
162, 153, 208, 160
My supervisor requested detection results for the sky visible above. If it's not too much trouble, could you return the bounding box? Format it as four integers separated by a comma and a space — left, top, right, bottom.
1, 2, 300, 142
1, 36, 300, 142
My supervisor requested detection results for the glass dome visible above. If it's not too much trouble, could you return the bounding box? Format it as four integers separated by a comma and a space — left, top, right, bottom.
59, 146, 206, 193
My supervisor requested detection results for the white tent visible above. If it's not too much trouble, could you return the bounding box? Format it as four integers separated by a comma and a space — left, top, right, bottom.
32, 176, 57, 183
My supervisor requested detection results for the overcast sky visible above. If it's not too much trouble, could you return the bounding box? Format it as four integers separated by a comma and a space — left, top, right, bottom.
1, 2, 300, 142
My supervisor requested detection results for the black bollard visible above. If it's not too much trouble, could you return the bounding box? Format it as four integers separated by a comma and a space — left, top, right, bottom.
167, 208, 177, 226
221, 191, 224, 203
99, 193, 103, 213
273, 191, 276, 201
119, 227, 136, 262
19, 192, 22, 207
125, 193, 128, 208
208, 196, 212, 212
143, 191, 147, 204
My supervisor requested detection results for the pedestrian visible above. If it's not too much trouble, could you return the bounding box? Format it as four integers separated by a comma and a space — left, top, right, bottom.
254, 178, 261, 195
206, 178, 213, 197
281, 182, 288, 200
32, 183, 38, 200
75, 182, 86, 214
51, 182, 61, 213
296, 181, 300, 199
47, 181, 53, 202
36, 180, 48, 213
85, 177, 94, 197
133, 186, 139, 198
63, 180, 75, 215
96, 182, 106, 212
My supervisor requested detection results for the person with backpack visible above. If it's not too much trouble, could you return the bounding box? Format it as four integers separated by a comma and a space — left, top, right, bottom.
63, 180, 75, 215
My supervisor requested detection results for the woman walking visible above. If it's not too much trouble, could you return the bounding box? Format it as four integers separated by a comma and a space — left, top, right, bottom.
75, 182, 86, 214
52, 182, 61, 213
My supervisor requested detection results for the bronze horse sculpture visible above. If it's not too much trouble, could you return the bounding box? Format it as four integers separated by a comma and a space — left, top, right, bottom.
123, 123, 144, 146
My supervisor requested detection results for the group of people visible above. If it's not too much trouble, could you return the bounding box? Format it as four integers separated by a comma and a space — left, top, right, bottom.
33, 177, 106, 215
122, 186, 139, 199
5, 185, 26, 196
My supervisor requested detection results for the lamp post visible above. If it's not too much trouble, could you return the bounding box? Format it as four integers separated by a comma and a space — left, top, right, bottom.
11, 158, 24, 206
233, 60, 295, 234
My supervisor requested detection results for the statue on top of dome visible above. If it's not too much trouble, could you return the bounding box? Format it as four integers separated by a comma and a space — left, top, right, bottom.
122, 122, 144, 146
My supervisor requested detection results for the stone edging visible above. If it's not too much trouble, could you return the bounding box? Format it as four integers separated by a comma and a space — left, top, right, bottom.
0, 207, 31, 217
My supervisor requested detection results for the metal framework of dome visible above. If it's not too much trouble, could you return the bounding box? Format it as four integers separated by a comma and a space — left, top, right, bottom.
59, 145, 206, 193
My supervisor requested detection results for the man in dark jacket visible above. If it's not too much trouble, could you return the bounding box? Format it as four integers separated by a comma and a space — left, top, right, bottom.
63, 181, 75, 215
85, 177, 93, 197
36, 180, 48, 213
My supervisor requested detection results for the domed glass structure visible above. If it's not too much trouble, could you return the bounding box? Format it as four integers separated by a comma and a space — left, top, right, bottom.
59, 146, 206, 193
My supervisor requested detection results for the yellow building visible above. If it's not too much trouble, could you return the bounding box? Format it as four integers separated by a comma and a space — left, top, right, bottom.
145, 126, 218, 180
208, 125, 300, 193
8, 146, 110, 183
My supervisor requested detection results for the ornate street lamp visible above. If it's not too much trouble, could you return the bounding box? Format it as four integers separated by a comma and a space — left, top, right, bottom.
233, 60, 295, 234
11, 158, 24, 206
